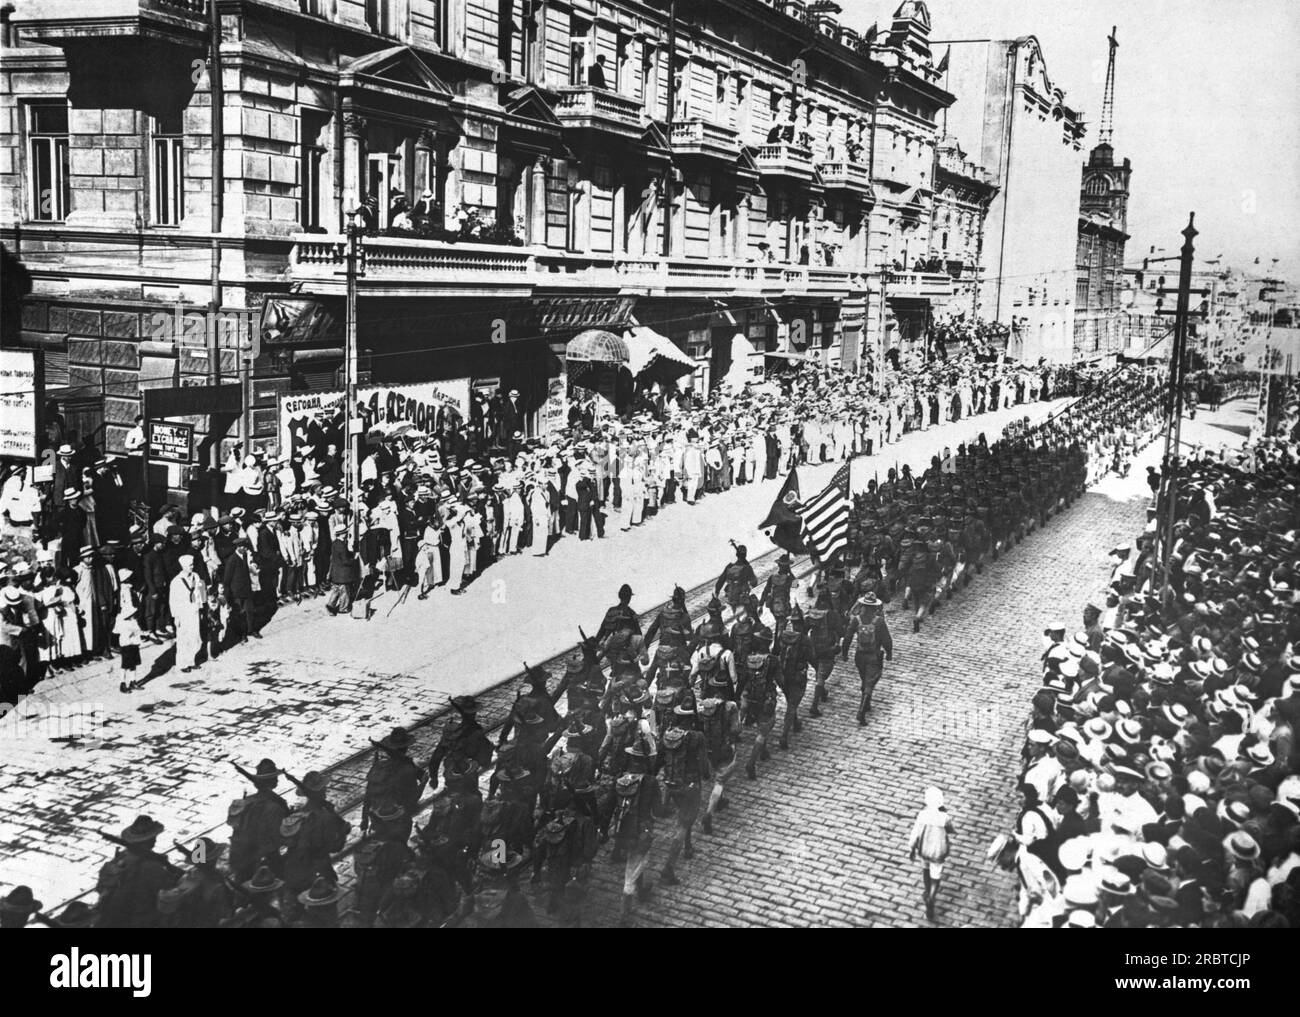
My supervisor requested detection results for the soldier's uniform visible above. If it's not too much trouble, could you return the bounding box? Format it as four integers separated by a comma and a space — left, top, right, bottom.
716, 546, 758, 614
352, 804, 413, 927
460, 848, 536, 929
482, 765, 536, 856
698, 680, 742, 835
595, 584, 641, 645
227, 761, 291, 882
95, 815, 176, 929
374, 869, 430, 929
418, 760, 482, 893
760, 554, 796, 635
279, 775, 351, 915
774, 609, 814, 751
737, 638, 780, 780
362, 728, 423, 842
806, 595, 846, 716
156, 839, 232, 929
219, 865, 285, 928
658, 703, 710, 886
841, 595, 894, 723
532, 808, 598, 926
293, 876, 344, 928
611, 759, 663, 927
426, 696, 495, 787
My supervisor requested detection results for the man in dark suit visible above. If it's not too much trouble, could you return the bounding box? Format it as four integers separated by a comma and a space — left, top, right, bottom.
252, 511, 283, 608
222, 537, 260, 644
91, 458, 130, 543
498, 389, 524, 445
588, 54, 609, 89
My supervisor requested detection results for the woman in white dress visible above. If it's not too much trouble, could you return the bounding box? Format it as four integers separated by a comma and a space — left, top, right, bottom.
416, 511, 444, 598
445, 504, 469, 594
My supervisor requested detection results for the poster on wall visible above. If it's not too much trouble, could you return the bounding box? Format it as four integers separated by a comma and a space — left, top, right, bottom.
540, 367, 567, 438
148, 421, 193, 464
0, 349, 39, 460
278, 380, 472, 458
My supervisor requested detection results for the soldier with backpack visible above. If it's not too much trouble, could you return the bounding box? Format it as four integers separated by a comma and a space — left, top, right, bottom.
362, 727, 424, 842
737, 629, 780, 780
95, 814, 177, 929
805, 591, 845, 718
417, 758, 482, 894
698, 674, 742, 835
227, 757, 290, 882
611, 746, 663, 928
352, 802, 414, 927
531, 806, 599, 926
278, 771, 351, 917
840, 593, 894, 724
156, 837, 234, 929
775, 606, 814, 751
658, 697, 711, 887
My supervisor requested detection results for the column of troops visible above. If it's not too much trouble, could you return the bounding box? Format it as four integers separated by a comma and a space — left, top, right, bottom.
1, 370, 1167, 930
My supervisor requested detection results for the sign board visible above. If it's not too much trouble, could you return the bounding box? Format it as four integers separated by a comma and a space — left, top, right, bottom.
278, 380, 472, 458
148, 421, 193, 464
0, 349, 39, 460
540, 366, 567, 438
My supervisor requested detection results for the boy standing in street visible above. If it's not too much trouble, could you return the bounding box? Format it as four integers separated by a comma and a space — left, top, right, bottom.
907, 786, 956, 921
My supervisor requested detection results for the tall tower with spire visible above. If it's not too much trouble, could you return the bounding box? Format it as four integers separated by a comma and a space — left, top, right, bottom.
1080, 27, 1131, 232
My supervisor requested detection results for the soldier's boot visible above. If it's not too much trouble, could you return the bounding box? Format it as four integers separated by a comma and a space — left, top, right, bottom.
619, 894, 635, 928
778, 734, 789, 751
660, 865, 680, 887
702, 814, 713, 836
683, 830, 694, 860
809, 686, 823, 718
745, 762, 757, 780
636, 874, 652, 903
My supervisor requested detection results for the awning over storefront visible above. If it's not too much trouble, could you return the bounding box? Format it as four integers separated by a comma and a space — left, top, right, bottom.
565, 328, 628, 364
623, 326, 696, 385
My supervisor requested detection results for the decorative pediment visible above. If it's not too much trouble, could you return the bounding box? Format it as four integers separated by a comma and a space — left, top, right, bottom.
505, 86, 563, 128
340, 45, 452, 100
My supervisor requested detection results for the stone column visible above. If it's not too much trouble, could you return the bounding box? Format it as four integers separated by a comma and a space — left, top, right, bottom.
342, 113, 367, 221
530, 154, 549, 245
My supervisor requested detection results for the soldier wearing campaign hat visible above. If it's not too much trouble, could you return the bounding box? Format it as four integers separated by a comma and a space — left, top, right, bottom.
841, 592, 894, 724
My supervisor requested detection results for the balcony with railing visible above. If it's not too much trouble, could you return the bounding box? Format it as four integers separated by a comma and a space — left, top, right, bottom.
819, 160, 874, 200
884, 271, 953, 300
16, 0, 208, 42
669, 119, 742, 162
755, 142, 816, 182
287, 235, 865, 299
554, 86, 646, 140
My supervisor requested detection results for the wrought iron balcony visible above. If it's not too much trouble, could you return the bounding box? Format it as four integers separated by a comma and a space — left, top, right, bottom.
884, 271, 953, 300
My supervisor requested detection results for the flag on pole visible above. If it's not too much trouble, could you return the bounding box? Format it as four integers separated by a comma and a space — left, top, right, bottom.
759, 468, 808, 555
936, 47, 950, 73
864, 22, 878, 46
800, 462, 850, 564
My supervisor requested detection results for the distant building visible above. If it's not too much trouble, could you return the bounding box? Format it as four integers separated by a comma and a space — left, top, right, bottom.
945, 35, 1087, 363
1075, 141, 1131, 359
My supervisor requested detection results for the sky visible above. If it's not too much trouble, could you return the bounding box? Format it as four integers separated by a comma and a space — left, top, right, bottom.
842, 0, 1300, 281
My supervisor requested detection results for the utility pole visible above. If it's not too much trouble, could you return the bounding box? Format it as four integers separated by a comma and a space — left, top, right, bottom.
1153, 213, 1204, 605
208, 0, 226, 475
343, 212, 364, 546
662, 0, 677, 259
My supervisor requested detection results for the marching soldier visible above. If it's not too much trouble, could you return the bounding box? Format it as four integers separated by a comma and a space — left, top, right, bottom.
692, 596, 729, 651
532, 806, 599, 926
715, 543, 758, 617
658, 696, 710, 887
427, 695, 494, 788
760, 553, 795, 635
362, 727, 424, 842
227, 757, 290, 882
841, 593, 894, 724
690, 620, 739, 703
806, 591, 846, 717
157, 837, 233, 928
611, 746, 663, 927
643, 584, 693, 651
595, 582, 640, 644
96, 815, 177, 929
279, 771, 351, 916
460, 846, 535, 928
418, 758, 483, 894
737, 629, 780, 780
352, 802, 414, 927
294, 876, 344, 929
775, 605, 815, 750
219, 864, 285, 928
698, 674, 742, 835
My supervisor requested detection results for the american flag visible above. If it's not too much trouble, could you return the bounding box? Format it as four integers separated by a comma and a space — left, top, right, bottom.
800, 462, 850, 563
